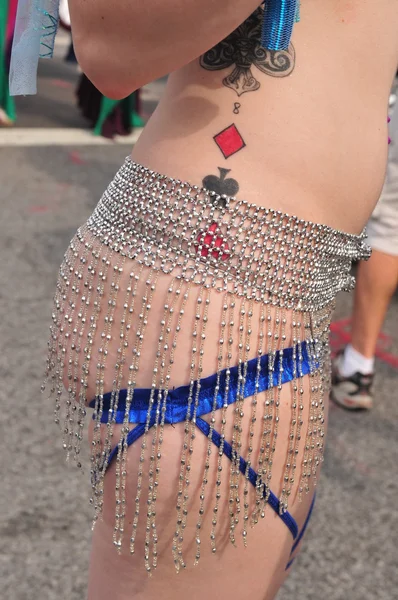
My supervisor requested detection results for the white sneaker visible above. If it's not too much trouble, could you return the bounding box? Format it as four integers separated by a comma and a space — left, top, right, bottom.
331, 350, 374, 410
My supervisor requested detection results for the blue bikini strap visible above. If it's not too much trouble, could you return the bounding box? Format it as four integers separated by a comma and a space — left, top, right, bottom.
89, 341, 315, 425
104, 416, 299, 540
285, 492, 316, 569
195, 417, 299, 539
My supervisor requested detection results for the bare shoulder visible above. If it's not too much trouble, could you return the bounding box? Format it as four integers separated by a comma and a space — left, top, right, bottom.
68, 0, 263, 99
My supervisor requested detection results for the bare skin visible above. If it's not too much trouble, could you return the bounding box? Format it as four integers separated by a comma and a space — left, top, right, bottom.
63, 1, 398, 599
83, 261, 320, 600
132, 2, 397, 233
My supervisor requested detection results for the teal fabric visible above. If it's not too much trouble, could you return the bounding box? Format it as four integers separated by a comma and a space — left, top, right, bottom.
0, 0, 15, 120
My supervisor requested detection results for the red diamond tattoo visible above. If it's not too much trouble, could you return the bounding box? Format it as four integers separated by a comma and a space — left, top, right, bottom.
214, 124, 246, 159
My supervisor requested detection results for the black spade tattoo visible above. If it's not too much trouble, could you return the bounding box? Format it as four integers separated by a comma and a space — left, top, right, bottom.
202, 168, 239, 204
200, 7, 295, 97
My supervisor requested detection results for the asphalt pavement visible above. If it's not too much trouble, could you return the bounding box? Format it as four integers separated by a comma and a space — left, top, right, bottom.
0, 37, 397, 600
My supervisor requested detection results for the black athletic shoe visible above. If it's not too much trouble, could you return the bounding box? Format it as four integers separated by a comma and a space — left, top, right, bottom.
331, 350, 374, 410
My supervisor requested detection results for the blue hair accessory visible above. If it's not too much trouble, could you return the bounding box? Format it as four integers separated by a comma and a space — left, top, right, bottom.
261, 0, 300, 51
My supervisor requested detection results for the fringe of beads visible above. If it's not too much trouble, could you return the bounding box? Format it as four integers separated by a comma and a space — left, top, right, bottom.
44, 234, 332, 573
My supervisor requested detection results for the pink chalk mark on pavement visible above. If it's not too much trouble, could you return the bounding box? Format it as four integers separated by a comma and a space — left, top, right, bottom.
50, 79, 73, 89
68, 151, 86, 165
29, 205, 51, 213
57, 182, 72, 191
330, 318, 398, 369
27, 183, 72, 214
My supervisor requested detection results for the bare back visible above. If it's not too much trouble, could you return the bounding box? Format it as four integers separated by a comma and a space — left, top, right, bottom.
133, 0, 398, 232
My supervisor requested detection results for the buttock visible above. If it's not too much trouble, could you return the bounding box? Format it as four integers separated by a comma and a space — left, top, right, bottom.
44, 158, 369, 577
87, 379, 319, 600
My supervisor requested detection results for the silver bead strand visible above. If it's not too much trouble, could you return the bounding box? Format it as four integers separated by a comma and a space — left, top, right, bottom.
93, 255, 126, 517
299, 315, 316, 500
210, 296, 235, 554
62, 238, 90, 460
307, 367, 318, 493
280, 310, 298, 513
91, 255, 124, 468
44, 243, 74, 410
314, 365, 326, 486
255, 303, 276, 517
144, 278, 183, 573
151, 281, 191, 569
292, 314, 305, 501
72, 241, 99, 467
181, 290, 210, 567
251, 302, 266, 527
80, 243, 111, 505
228, 299, 246, 545
118, 272, 158, 554
101, 265, 144, 476
46, 248, 71, 424
240, 300, 253, 546
194, 294, 228, 565
112, 272, 158, 551
270, 308, 283, 508
57, 241, 82, 452
88, 247, 112, 501
172, 287, 206, 571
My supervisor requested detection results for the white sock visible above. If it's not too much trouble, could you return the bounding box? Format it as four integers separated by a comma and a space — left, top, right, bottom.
340, 344, 375, 377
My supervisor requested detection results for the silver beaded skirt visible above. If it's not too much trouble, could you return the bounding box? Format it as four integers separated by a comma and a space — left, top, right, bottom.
44, 158, 370, 571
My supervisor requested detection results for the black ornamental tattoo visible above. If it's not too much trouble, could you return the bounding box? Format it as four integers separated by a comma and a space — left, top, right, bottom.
200, 7, 295, 97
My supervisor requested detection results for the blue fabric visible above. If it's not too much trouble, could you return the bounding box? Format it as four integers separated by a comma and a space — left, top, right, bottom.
92, 341, 315, 543
285, 492, 316, 569
100, 415, 316, 567
103, 416, 316, 552
89, 341, 314, 425
261, 0, 298, 50
97, 341, 316, 559
103, 414, 299, 540
195, 416, 299, 539
105, 423, 147, 468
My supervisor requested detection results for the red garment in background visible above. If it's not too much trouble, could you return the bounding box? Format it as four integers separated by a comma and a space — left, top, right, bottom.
6, 0, 18, 48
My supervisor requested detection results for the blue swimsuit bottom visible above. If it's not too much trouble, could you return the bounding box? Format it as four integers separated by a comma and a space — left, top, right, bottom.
90, 340, 316, 569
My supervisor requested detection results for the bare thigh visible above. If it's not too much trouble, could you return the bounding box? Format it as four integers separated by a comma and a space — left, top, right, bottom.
52, 219, 333, 599
87, 378, 324, 600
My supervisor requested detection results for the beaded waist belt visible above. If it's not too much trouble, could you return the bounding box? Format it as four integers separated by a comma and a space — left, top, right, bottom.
44, 158, 370, 572
83, 158, 370, 311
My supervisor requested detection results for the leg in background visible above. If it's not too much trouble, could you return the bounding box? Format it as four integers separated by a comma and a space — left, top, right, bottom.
350, 249, 398, 359
332, 100, 398, 410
